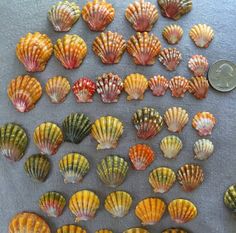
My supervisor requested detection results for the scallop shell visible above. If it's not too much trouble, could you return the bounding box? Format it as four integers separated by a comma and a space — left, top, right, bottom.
149, 167, 176, 193
16, 32, 53, 72
33, 122, 63, 156
162, 228, 188, 233
97, 155, 129, 187
8, 75, 42, 112
0, 123, 28, 161
177, 164, 204, 192
132, 107, 163, 140
62, 113, 91, 144
72, 77, 96, 103
135, 197, 166, 225
104, 191, 132, 217
169, 76, 189, 98
91, 116, 124, 150
168, 199, 197, 224
54, 34, 87, 69
56, 225, 86, 233
193, 138, 214, 161
48, 1, 81, 32
59, 152, 90, 184
123, 228, 149, 233
96, 230, 112, 233
69, 190, 100, 222
148, 75, 169, 97
125, 0, 159, 32
96, 73, 124, 103
45, 76, 70, 104
188, 55, 209, 76
82, 0, 115, 31
162, 24, 183, 44
188, 76, 209, 100
192, 112, 216, 136
129, 144, 155, 170
39, 191, 66, 217
127, 32, 162, 65
24, 154, 50, 182
224, 184, 236, 214
189, 24, 214, 48
93, 31, 126, 64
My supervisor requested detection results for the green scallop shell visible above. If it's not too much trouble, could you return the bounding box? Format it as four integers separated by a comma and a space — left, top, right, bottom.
162, 229, 189, 233
224, 184, 236, 214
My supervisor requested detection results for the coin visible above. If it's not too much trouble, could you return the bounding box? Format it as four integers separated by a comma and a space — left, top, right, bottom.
208, 60, 236, 92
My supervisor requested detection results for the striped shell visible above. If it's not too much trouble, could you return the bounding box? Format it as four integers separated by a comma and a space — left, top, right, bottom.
96, 230, 112, 233
56, 225, 86, 233
162, 24, 183, 44
188, 55, 209, 76
188, 76, 209, 100
162, 228, 188, 233
123, 228, 149, 233
148, 75, 169, 97
193, 138, 214, 161
169, 76, 189, 98
224, 184, 236, 214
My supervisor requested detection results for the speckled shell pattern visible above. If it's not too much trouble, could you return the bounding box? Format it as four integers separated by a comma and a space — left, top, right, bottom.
188, 76, 209, 99
56, 225, 86, 233
188, 55, 209, 76
162, 228, 188, 233
193, 138, 214, 160
123, 228, 150, 233
148, 75, 169, 97
162, 24, 183, 44
224, 184, 236, 214
169, 76, 189, 98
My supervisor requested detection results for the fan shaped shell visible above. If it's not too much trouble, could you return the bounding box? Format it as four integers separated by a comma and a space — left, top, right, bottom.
193, 138, 214, 161
188, 76, 209, 100
169, 76, 189, 98
188, 55, 208, 76
96, 230, 112, 233
56, 225, 86, 233
224, 184, 236, 214
162, 228, 189, 233
148, 75, 168, 97
162, 24, 183, 44
123, 228, 149, 233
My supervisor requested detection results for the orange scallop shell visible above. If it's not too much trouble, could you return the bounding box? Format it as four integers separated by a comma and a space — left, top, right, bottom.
188, 76, 209, 100
169, 76, 189, 98
162, 24, 183, 45
148, 75, 169, 97
188, 55, 209, 76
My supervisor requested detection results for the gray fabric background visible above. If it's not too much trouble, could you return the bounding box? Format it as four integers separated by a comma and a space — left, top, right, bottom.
0, 0, 236, 232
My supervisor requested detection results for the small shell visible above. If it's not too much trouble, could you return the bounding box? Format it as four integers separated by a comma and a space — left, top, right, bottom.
96, 73, 124, 103
0, 123, 28, 161
59, 153, 90, 184
97, 155, 129, 187
188, 55, 209, 76
160, 135, 183, 159
91, 116, 124, 150
149, 167, 176, 193
129, 144, 155, 170
135, 197, 166, 225
96, 230, 112, 233
54, 34, 87, 69
189, 24, 214, 48
192, 112, 216, 136
123, 228, 149, 233
168, 199, 197, 224
104, 191, 132, 217
69, 190, 100, 222
127, 32, 162, 65
177, 164, 204, 192
56, 225, 86, 233
169, 76, 189, 98
125, 0, 159, 32
93, 31, 126, 64
162, 24, 183, 44
188, 76, 209, 100
82, 0, 115, 31
132, 107, 163, 140
193, 139, 214, 161
62, 113, 91, 144
148, 75, 169, 97
48, 1, 81, 32
39, 191, 66, 217
45, 76, 70, 104
72, 77, 96, 103
33, 122, 63, 156
24, 154, 50, 182
8, 75, 42, 112
16, 32, 53, 72
162, 228, 189, 233
224, 184, 236, 214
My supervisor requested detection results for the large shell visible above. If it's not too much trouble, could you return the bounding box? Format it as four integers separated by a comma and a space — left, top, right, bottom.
193, 138, 214, 161
0, 123, 28, 161
96, 73, 124, 103
188, 55, 209, 76
33, 122, 63, 156
91, 116, 124, 150
127, 32, 162, 65
69, 190, 100, 222
148, 75, 169, 97
188, 76, 209, 100
56, 225, 86, 233
125, 0, 159, 32
123, 228, 149, 233
8, 75, 42, 112
224, 184, 236, 214
97, 155, 129, 187
104, 191, 132, 217
162, 228, 189, 233
93, 31, 126, 64
62, 113, 91, 144
54, 34, 87, 69
48, 1, 81, 32
135, 197, 166, 225
59, 152, 90, 184
162, 24, 183, 44
82, 0, 115, 31
16, 32, 53, 72
169, 76, 189, 98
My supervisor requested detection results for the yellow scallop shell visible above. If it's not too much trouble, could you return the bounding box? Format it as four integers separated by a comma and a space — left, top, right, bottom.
96, 230, 113, 233
56, 225, 86, 233
123, 228, 149, 233
162, 228, 188, 233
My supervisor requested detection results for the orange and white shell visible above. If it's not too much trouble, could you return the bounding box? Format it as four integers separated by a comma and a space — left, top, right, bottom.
169, 76, 189, 98
148, 75, 168, 97
188, 55, 209, 76
188, 76, 209, 100
162, 24, 183, 45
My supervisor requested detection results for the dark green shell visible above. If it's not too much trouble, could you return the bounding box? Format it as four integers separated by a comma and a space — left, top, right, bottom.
224, 184, 236, 214
162, 229, 189, 233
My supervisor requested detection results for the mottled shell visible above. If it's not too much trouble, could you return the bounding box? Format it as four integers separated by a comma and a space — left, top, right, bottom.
193, 139, 214, 161
188, 55, 209, 76
168, 199, 197, 224
189, 24, 214, 48
123, 228, 149, 233
8, 75, 42, 112
24, 154, 50, 182
169, 76, 189, 98
96, 230, 112, 233
148, 75, 169, 97
54, 34, 87, 69
104, 191, 132, 217
33, 122, 63, 156
56, 225, 86, 233
162, 24, 183, 44
69, 190, 100, 222
8, 212, 51, 233
188, 76, 209, 100
39, 191, 66, 217
59, 152, 90, 184
16, 32, 53, 72
135, 197, 166, 225
48, 1, 81, 32
0, 123, 28, 161
127, 32, 162, 65
91, 116, 124, 150
93, 31, 126, 64
162, 228, 188, 233
96, 73, 124, 103
224, 184, 236, 214
82, 0, 115, 31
